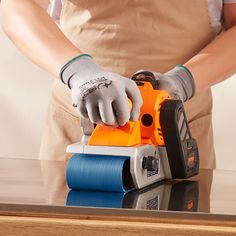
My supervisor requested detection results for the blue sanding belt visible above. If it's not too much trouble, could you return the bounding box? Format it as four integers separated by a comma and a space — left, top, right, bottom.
66, 154, 133, 192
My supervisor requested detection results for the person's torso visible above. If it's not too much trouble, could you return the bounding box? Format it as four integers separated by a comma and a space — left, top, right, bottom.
49, 0, 228, 36
58, 0, 213, 77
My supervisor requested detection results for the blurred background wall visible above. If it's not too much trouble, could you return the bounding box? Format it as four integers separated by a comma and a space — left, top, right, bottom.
0, 19, 235, 170
0, 18, 52, 159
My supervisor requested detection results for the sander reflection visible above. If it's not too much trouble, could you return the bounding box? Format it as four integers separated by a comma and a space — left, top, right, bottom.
66, 180, 198, 212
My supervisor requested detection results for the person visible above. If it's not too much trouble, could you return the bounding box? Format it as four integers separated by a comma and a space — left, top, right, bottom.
1, 0, 236, 169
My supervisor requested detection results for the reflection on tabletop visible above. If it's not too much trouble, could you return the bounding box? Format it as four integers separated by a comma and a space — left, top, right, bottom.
66, 180, 199, 212
41, 160, 212, 213
0, 158, 236, 215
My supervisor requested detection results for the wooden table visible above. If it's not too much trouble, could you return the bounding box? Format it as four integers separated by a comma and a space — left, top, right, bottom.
0, 158, 235, 236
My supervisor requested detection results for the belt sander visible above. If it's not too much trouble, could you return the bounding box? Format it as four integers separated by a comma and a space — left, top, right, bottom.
66, 71, 199, 192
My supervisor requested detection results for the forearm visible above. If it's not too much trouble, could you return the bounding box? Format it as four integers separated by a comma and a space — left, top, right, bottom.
185, 26, 236, 93
1, 0, 82, 77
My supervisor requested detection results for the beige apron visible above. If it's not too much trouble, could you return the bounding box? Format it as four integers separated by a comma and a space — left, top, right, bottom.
39, 0, 216, 169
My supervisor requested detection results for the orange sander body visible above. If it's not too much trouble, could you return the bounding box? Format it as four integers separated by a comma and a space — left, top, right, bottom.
66, 71, 199, 192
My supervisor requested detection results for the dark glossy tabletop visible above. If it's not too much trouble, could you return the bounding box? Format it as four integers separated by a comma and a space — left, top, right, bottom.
0, 158, 235, 221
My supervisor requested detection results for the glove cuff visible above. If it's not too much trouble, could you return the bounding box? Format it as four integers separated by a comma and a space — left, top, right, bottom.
167, 65, 196, 101
60, 53, 95, 89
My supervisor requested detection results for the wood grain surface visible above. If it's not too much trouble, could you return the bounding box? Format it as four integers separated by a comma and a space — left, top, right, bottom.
0, 215, 236, 236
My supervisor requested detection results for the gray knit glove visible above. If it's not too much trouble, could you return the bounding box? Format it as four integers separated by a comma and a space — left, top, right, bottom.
60, 54, 142, 126
152, 65, 195, 101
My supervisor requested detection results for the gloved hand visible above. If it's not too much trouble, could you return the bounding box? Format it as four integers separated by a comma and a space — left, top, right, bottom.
145, 65, 195, 101
60, 54, 143, 126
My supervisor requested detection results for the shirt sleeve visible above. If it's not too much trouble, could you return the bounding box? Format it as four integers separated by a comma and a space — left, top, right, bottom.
224, 0, 236, 3
48, 0, 62, 23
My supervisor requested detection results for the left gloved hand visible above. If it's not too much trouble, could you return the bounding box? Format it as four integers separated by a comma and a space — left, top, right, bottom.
144, 65, 196, 101
60, 54, 142, 126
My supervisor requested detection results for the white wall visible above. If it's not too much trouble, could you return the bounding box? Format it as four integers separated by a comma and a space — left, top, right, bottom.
0, 22, 53, 159
212, 76, 236, 170
0, 21, 235, 169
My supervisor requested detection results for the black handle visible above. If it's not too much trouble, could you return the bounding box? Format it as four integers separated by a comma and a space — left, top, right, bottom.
160, 99, 199, 179
131, 71, 159, 90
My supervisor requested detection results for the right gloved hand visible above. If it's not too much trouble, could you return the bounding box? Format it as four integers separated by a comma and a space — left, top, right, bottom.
134, 65, 195, 102
60, 54, 142, 126
152, 65, 195, 101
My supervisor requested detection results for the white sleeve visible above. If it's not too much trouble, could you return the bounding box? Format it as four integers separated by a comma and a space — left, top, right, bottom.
48, 0, 62, 23
224, 0, 236, 3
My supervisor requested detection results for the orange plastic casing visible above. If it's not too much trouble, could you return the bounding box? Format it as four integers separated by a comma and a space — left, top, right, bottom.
88, 82, 170, 147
